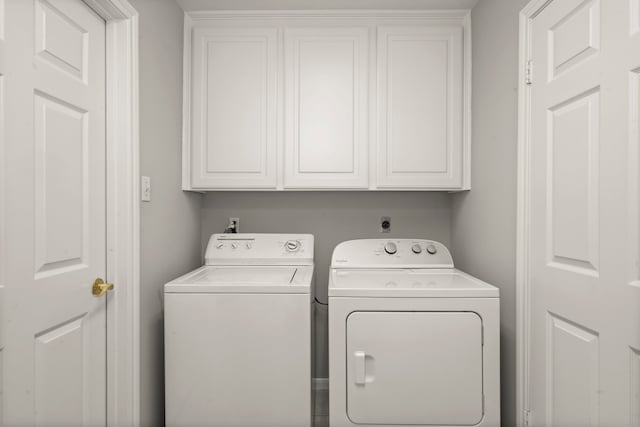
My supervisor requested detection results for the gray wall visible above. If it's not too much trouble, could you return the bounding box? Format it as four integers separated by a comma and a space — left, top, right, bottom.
201, 192, 452, 376
133, 0, 203, 425
451, 0, 526, 425
133, 0, 524, 423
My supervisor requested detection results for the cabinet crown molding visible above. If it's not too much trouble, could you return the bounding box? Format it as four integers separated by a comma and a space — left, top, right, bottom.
186, 9, 471, 21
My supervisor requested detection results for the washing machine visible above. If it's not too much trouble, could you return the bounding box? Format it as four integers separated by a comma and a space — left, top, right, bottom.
329, 239, 500, 427
164, 233, 314, 427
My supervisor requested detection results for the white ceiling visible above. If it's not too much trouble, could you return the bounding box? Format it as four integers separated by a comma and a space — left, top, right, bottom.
176, 0, 479, 11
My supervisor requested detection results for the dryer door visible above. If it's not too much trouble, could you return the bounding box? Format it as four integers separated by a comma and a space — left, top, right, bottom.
346, 311, 483, 425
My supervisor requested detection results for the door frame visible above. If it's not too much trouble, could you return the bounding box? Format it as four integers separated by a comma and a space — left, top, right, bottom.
81, 1, 140, 425
515, 1, 553, 426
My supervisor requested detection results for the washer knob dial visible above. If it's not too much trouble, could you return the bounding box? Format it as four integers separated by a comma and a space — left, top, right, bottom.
285, 240, 300, 252
384, 242, 398, 255
246, 242, 252, 249
215, 242, 224, 249
231, 242, 238, 249
426, 244, 437, 255
411, 244, 422, 254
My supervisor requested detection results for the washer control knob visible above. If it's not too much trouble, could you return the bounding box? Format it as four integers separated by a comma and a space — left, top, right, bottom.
246, 242, 252, 249
215, 242, 224, 249
426, 244, 437, 255
411, 244, 422, 254
285, 240, 300, 252
231, 242, 238, 249
384, 242, 398, 255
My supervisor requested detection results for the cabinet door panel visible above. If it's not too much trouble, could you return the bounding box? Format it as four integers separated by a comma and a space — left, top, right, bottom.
377, 26, 463, 188
284, 27, 369, 188
191, 27, 277, 188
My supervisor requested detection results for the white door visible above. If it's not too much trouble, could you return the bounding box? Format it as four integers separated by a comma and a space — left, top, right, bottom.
189, 27, 278, 189
2, 0, 108, 425
377, 26, 463, 189
284, 27, 369, 189
528, 0, 640, 425
0, 0, 5, 421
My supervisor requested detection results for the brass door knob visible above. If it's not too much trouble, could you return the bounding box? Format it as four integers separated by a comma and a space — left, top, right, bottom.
92, 278, 114, 297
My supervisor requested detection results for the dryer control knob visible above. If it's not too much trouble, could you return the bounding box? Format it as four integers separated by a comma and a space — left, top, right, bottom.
411, 244, 422, 254
384, 242, 398, 255
215, 242, 224, 249
426, 244, 437, 255
231, 243, 238, 249
285, 240, 300, 252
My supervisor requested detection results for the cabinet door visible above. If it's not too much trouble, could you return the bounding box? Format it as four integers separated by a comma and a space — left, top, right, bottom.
190, 27, 278, 189
377, 26, 463, 188
284, 28, 369, 188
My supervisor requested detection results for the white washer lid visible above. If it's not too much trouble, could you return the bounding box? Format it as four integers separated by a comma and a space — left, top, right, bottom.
328, 269, 499, 298
165, 266, 313, 294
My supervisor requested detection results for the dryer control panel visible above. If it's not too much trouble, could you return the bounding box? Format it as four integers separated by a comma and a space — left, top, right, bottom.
331, 239, 453, 269
205, 233, 314, 266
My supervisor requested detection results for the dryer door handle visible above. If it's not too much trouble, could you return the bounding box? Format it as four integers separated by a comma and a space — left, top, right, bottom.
354, 351, 366, 385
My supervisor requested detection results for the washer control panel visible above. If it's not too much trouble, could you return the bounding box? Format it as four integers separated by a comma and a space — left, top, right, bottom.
205, 233, 314, 266
331, 239, 453, 268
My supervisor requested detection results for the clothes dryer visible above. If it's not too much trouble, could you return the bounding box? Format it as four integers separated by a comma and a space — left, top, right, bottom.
329, 239, 500, 427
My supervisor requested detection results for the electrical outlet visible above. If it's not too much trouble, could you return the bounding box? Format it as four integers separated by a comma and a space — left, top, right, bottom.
141, 176, 151, 202
380, 216, 391, 233
230, 217, 239, 233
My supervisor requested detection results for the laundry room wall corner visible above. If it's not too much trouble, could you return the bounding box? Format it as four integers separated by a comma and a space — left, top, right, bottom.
131, 0, 204, 426
450, 0, 527, 426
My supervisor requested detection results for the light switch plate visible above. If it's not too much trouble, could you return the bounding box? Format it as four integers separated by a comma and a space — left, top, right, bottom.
141, 176, 151, 202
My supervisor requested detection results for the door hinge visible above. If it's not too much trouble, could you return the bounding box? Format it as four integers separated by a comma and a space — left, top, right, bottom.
524, 410, 532, 426
525, 60, 533, 85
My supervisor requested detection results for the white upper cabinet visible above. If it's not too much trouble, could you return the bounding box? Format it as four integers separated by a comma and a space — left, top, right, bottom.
183, 12, 470, 191
377, 26, 464, 189
284, 27, 369, 189
186, 27, 278, 189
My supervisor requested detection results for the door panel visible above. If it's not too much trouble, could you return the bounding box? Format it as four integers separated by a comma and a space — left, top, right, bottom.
545, 313, 599, 426
3, 0, 107, 425
547, 88, 599, 275
346, 311, 483, 426
548, 0, 599, 79
377, 26, 463, 188
528, 0, 640, 425
35, 0, 88, 81
190, 27, 277, 188
34, 92, 89, 277
35, 315, 87, 426
284, 27, 368, 188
